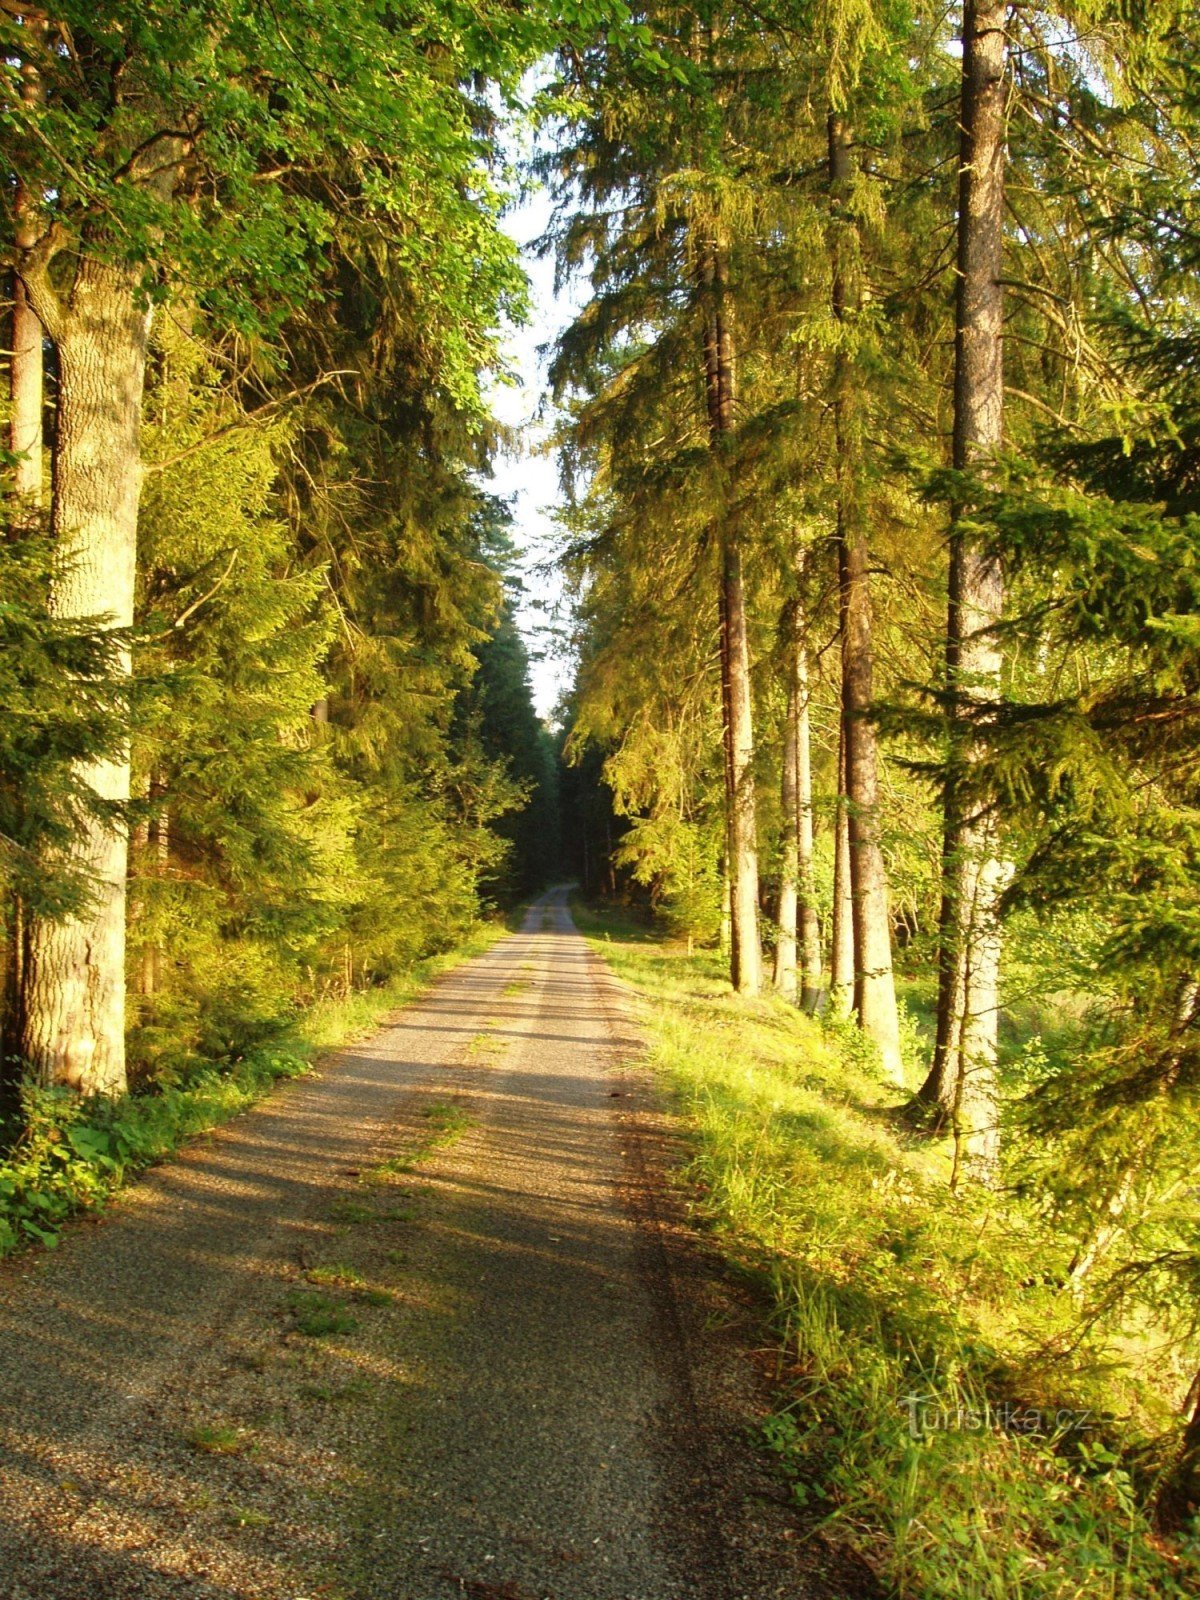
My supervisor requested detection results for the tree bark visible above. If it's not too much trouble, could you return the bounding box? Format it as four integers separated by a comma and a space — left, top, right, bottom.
829, 722, 855, 1020
10, 19, 44, 516
774, 603, 800, 1002
795, 626, 823, 1013
775, 567, 823, 1010
704, 240, 761, 996
828, 113, 903, 1082
919, 0, 1009, 1173
139, 792, 169, 1000
1, 20, 46, 1064
18, 255, 158, 1094
10, 278, 43, 511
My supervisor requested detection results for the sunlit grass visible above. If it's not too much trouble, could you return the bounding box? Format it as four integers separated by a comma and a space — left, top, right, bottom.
576, 898, 1199, 1600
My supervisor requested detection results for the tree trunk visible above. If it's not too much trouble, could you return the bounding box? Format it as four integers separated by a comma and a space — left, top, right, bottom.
10, 277, 43, 511
10, 19, 44, 516
3, 271, 41, 1053
828, 113, 903, 1082
704, 240, 761, 996
829, 724, 855, 1019
775, 569, 823, 1010
773, 604, 800, 1002
1, 21, 45, 1067
723, 534, 762, 995
139, 795, 169, 1000
919, 0, 1009, 1172
18, 256, 158, 1094
795, 626, 823, 1013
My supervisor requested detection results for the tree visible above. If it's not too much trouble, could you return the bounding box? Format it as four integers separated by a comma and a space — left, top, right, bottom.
828, 109, 904, 1081
0, 0, 539, 1092
0, 539, 126, 1075
917, 0, 1010, 1166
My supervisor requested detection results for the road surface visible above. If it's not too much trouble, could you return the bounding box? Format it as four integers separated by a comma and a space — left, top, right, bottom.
0, 889, 842, 1600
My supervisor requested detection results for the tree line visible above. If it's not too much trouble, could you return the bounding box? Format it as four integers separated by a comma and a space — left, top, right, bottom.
549, 0, 1200, 1516
0, 1, 571, 1107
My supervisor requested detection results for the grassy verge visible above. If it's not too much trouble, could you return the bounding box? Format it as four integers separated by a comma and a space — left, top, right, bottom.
0, 918, 508, 1259
574, 897, 1200, 1600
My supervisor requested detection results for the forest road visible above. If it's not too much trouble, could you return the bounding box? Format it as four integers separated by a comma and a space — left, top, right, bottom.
0, 888, 851, 1600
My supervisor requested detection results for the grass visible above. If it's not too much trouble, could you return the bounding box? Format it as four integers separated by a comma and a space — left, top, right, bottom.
574, 897, 1200, 1600
229, 1505, 271, 1530
359, 1100, 472, 1187
465, 1029, 506, 1062
306, 1261, 366, 1288
286, 1288, 359, 1338
328, 1196, 377, 1226
0, 918, 509, 1259
304, 1263, 393, 1306
187, 1424, 247, 1457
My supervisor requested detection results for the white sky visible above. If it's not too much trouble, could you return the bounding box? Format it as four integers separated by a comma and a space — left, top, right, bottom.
484, 172, 585, 723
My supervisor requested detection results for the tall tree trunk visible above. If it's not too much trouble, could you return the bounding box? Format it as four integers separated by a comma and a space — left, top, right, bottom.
775, 565, 823, 1009
704, 240, 761, 996
918, 0, 1009, 1173
723, 534, 762, 995
2, 21, 45, 1066
774, 602, 800, 1001
828, 113, 904, 1082
138, 791, 169, 1000
17, 256, 158, 1094
829, 724, 855, 1019
795, 623, 823, 1013
1, 277, 39, 1045
10, 20, 43, 517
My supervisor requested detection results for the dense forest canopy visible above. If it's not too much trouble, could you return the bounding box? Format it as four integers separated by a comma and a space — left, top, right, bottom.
1, 0, 1200, 1584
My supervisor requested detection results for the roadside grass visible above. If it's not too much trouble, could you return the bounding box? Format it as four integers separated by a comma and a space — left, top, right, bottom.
0, 919, 508, 1259
575, 898, 1200, 1600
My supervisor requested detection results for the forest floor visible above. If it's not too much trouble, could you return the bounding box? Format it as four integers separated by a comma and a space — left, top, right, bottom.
0, 887, 857, 1600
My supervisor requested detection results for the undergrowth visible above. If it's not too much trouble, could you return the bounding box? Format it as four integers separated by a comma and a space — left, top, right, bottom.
575, 898, 1200, 1600
0, 918, 505, 1259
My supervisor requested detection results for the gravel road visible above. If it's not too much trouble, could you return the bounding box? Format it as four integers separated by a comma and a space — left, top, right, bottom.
0, 889, 851, 1600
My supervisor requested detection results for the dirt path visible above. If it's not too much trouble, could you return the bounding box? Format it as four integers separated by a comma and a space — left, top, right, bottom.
0, 890, 843, 1600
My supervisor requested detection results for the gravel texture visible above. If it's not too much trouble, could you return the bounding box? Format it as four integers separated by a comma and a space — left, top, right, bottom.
0, 889, 863, 1600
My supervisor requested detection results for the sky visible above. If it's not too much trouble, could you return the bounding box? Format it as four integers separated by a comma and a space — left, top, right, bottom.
484, 173, 585, 723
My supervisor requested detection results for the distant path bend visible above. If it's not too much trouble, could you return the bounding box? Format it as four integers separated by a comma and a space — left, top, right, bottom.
0, 888, 842, 1600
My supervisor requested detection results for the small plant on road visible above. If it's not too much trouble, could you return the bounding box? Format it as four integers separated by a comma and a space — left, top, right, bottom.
286, 1289, 358, 1338
187, 1424, 246, 1457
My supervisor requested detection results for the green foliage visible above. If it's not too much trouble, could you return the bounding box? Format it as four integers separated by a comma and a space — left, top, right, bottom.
616, 812, 724, 947
0, 1048, 307, 1256
461, 564, 562, 895
0, 538, 127, 922
114, 316, 550, 1079
581, 903, 1200, 1598
0, 0, 542, 405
